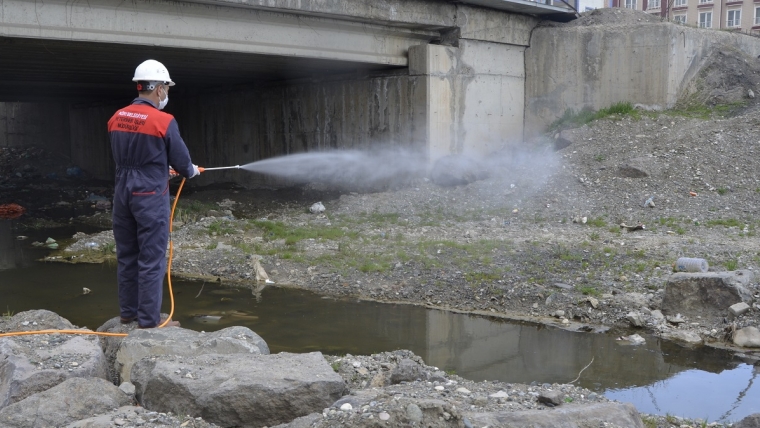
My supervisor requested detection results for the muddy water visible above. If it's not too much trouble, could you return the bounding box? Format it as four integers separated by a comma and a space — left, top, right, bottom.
1, 221, 758, 422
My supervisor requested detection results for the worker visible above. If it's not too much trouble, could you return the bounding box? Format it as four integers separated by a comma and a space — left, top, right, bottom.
107, 59, 199, 328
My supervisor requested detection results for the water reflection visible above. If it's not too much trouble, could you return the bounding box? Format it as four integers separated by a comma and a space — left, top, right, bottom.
0, 257, 757, 422
607, 364, 760, 422
0, 220, 27, 270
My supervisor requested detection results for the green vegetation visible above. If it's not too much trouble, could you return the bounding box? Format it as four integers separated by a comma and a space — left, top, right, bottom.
249, 219, 358, 246
705, 218, 742, 228
593, 154, 605, 162
174, 199, 216, 223
207, 220, 236, 236
668, 100, 746, 119
101, 242, 116, 255
717, 187, 728, 195
2, 306, 13, 318
548, 102, 638, 131
577, 286, 601, 297
586, 217, 607, 228
725, 259, 738, 271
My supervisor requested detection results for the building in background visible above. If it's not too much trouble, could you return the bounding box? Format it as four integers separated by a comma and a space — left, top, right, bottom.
579, 0, 606, 11
607, 0, 760, 32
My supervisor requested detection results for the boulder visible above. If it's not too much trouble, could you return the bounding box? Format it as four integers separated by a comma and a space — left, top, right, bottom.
115, 325, 269, 383
734, 413, 760, 428
390, 358, 426, 384
131, 351, 344, 427
430, 155, 489, 187
733, 327, 760, 348
661, 329, 703, 346
0, 377, 132, 428
465, 402, 644, 428
0, 316, 108, 409
661, 270, 754, 319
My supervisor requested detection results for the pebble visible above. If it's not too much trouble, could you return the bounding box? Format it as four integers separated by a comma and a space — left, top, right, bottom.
435, 386, 445, 391
379, 411, 390, 421
340, 403, 353, 411
406, 403, 423, 422
489, 390, 509, 398
456, 387, 471, 394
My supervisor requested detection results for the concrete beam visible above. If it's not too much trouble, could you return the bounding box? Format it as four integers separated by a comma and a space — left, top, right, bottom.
179, 0, 458, 29
0, 0, 439, 66
456, 5, 539, 46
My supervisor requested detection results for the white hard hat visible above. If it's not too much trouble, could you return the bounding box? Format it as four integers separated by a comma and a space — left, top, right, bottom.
132, 59, 175, 86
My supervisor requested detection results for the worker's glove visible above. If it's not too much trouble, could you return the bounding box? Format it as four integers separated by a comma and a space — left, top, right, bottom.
191, 164, 201, 178
169, 169, 179, 179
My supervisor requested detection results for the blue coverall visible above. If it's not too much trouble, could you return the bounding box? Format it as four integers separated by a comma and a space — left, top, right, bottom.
107, 98, 195, 328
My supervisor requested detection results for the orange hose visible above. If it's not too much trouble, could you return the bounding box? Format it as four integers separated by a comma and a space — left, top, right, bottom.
0, 177, 185, 338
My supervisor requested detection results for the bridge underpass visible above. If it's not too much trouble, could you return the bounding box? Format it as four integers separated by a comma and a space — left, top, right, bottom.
0, 0, 574, 186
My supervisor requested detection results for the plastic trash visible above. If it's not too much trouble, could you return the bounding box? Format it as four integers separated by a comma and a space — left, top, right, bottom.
309, 201, 326, 214
675, 257, 708, 273
85, 242, 99, 250
66, 166, 83, 177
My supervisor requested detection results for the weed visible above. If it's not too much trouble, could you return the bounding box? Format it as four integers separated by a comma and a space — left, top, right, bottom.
564, 396, 574, 403
675, 227, 685, 235
465, 271, 501, 283
586, 217, 607, 228
717, 187, 728, 195
207, 220, 236, 236
101, 242, 116, 255
577, 286, 601, 297
725, 259, 738, 271
641, 416, 658, 428
331, 361, 341, 372
547, 102, 638, 131
589, 232, 600, 241
445, 369, 457, 375
250, 220, 358, 245
705, 218, 742, 228
594, 154, 605, 162
2, 306, 13, 318
206, 242, 218, 250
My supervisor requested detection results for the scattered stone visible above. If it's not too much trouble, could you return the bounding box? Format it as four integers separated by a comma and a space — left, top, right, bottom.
489, 390, 509, 398
456, 387, 471, 394
619, 334, 646, 345
118, 382, 135, 396
587, 297, 599, 309
627, 311, 645, 327
537, 390, 564, 406
730, 302, 751, 317
378, 411, 390, 421
0, 378, 131, 427
390, 358, 425, 384
405, 403, 423, 422
661, 330, 703, 346
466, 402, 644, 427
339, 403, 353, 411
733, 327, 760, 348
667, 314, 686, 324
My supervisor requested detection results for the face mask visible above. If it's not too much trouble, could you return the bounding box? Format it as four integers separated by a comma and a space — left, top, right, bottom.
158, 87, 169, 110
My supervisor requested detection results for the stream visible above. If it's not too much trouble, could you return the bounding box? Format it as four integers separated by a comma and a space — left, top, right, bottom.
1, 220, 758, 423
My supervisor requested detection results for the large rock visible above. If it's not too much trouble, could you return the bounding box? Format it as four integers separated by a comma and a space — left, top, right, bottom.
661, 270, 754, 319
115, 325, 269, 382
466, 402, 644, 427
0, 377, 132, 428
735, 413, 760, 428
0, 313, 108, 409
390, 358, 426, 384
733, 326, 760, 348
131, 351, 344, 427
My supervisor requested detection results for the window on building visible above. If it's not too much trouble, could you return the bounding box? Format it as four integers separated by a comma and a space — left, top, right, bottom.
698, 0, 711, 4
674, 0, 686, 6
625, 0, 636, 9
649, 0, 660, 9
699, 11, 712, 27
727, 9, 741, 27
674, 14, 687, 24
755, 7, 760, 25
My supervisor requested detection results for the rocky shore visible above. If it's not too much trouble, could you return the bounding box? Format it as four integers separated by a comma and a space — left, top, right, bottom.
5, 309, 752, 428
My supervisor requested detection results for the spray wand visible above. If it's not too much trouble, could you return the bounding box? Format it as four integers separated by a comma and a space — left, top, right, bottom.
170, 165, 241, 176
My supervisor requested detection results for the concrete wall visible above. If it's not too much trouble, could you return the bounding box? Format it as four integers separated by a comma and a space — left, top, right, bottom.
0, 103, 70, 156
524, 21, 760, 137
65, 71, 426, 184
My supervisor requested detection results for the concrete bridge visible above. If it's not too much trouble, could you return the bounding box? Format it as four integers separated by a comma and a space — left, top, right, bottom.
0, 0, 574, 183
